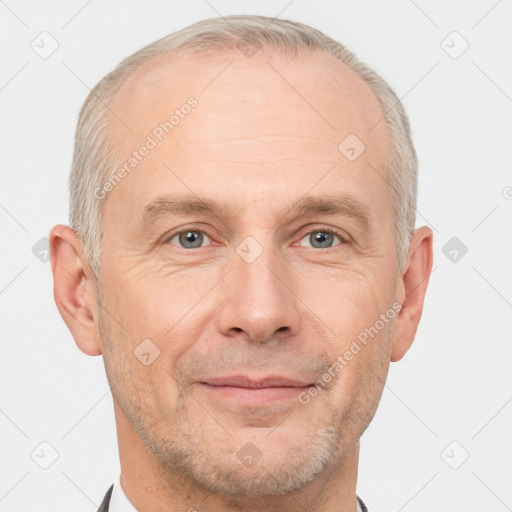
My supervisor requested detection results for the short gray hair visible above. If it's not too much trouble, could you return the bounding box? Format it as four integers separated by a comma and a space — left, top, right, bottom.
69, 14, 417, 281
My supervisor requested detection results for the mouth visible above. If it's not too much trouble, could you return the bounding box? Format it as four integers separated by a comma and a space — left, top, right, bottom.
197, 375, 312, 404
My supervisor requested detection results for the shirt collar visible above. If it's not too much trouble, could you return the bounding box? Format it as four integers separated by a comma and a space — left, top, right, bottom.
109, 473, 367, 512
108, 474, 138, 512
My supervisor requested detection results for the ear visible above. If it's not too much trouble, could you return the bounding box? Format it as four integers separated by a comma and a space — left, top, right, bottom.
49, 224, 102, 356
391, 226, 434, 362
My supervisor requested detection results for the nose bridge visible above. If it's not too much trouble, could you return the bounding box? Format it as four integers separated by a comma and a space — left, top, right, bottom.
216, 234, 301, 342
237, 238, 284, 302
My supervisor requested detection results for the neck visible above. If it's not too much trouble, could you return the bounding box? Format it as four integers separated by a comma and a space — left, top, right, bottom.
115, 402, 361, 512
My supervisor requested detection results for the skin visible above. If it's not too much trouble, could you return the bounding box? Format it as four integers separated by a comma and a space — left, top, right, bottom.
50, 48, 433, 512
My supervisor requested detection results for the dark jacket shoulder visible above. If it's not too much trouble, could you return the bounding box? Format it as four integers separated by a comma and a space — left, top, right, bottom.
97, 484, 113, 512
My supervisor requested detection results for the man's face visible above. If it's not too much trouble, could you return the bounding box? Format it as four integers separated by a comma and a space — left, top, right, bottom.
97, 50, 397, 495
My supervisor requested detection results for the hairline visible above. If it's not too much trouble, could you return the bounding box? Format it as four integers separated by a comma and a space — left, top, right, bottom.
69, 16, 417, 283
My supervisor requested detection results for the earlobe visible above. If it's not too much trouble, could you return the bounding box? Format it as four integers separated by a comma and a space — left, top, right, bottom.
49, 224, 102, 356
390, 226, 434, 362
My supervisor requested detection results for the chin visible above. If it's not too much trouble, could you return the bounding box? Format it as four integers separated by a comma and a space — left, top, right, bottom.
170, 425, 341, 497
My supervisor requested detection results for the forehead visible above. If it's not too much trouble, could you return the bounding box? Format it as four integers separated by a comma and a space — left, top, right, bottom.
103, 48, 393, 219
109, 48, 390, 149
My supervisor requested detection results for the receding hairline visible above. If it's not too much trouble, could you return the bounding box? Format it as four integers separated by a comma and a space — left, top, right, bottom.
108, 44, 384, 115
104, 45, 391, 169
69, 15, 417, 280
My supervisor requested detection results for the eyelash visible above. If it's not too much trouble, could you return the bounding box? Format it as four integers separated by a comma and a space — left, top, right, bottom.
164, 224, 349, 250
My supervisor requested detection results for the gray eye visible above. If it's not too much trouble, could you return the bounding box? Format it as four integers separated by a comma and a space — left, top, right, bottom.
174, 230, 205, 249
298, 230, 342, 249
309, 231, 335, 248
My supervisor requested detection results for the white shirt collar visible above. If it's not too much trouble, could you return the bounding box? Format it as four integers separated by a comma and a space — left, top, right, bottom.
109, 473, 365, 512
109, 474, 138, 512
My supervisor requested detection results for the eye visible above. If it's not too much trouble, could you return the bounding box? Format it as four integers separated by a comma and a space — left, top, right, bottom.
167, 230, 212, 249
297, 228, 346, 249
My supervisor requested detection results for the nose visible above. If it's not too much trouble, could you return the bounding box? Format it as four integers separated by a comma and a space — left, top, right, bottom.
216, 241, 302, 344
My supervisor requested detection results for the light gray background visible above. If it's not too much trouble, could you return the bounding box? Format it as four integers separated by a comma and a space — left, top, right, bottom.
1, 1, 511, 511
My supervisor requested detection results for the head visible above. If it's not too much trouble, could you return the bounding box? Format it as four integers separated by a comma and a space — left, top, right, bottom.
51, 14, 433, 500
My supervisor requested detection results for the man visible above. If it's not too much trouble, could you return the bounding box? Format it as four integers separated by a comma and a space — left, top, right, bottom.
50, 14, 433, 512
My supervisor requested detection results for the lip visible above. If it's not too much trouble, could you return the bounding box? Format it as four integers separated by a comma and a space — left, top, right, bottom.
197, 375, 312, 405
200, 375, 310, 388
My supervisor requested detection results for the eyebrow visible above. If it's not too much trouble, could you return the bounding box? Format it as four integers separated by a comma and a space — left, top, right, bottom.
142, 193, 370, 228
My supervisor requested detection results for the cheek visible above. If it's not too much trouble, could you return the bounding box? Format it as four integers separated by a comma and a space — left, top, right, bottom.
100, 307, 183, 419
101, 269, 216, 391
328, 324, 392, 429
299, 266, 393, 338
299, 267, 395, 399
103, 263, 201, 337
